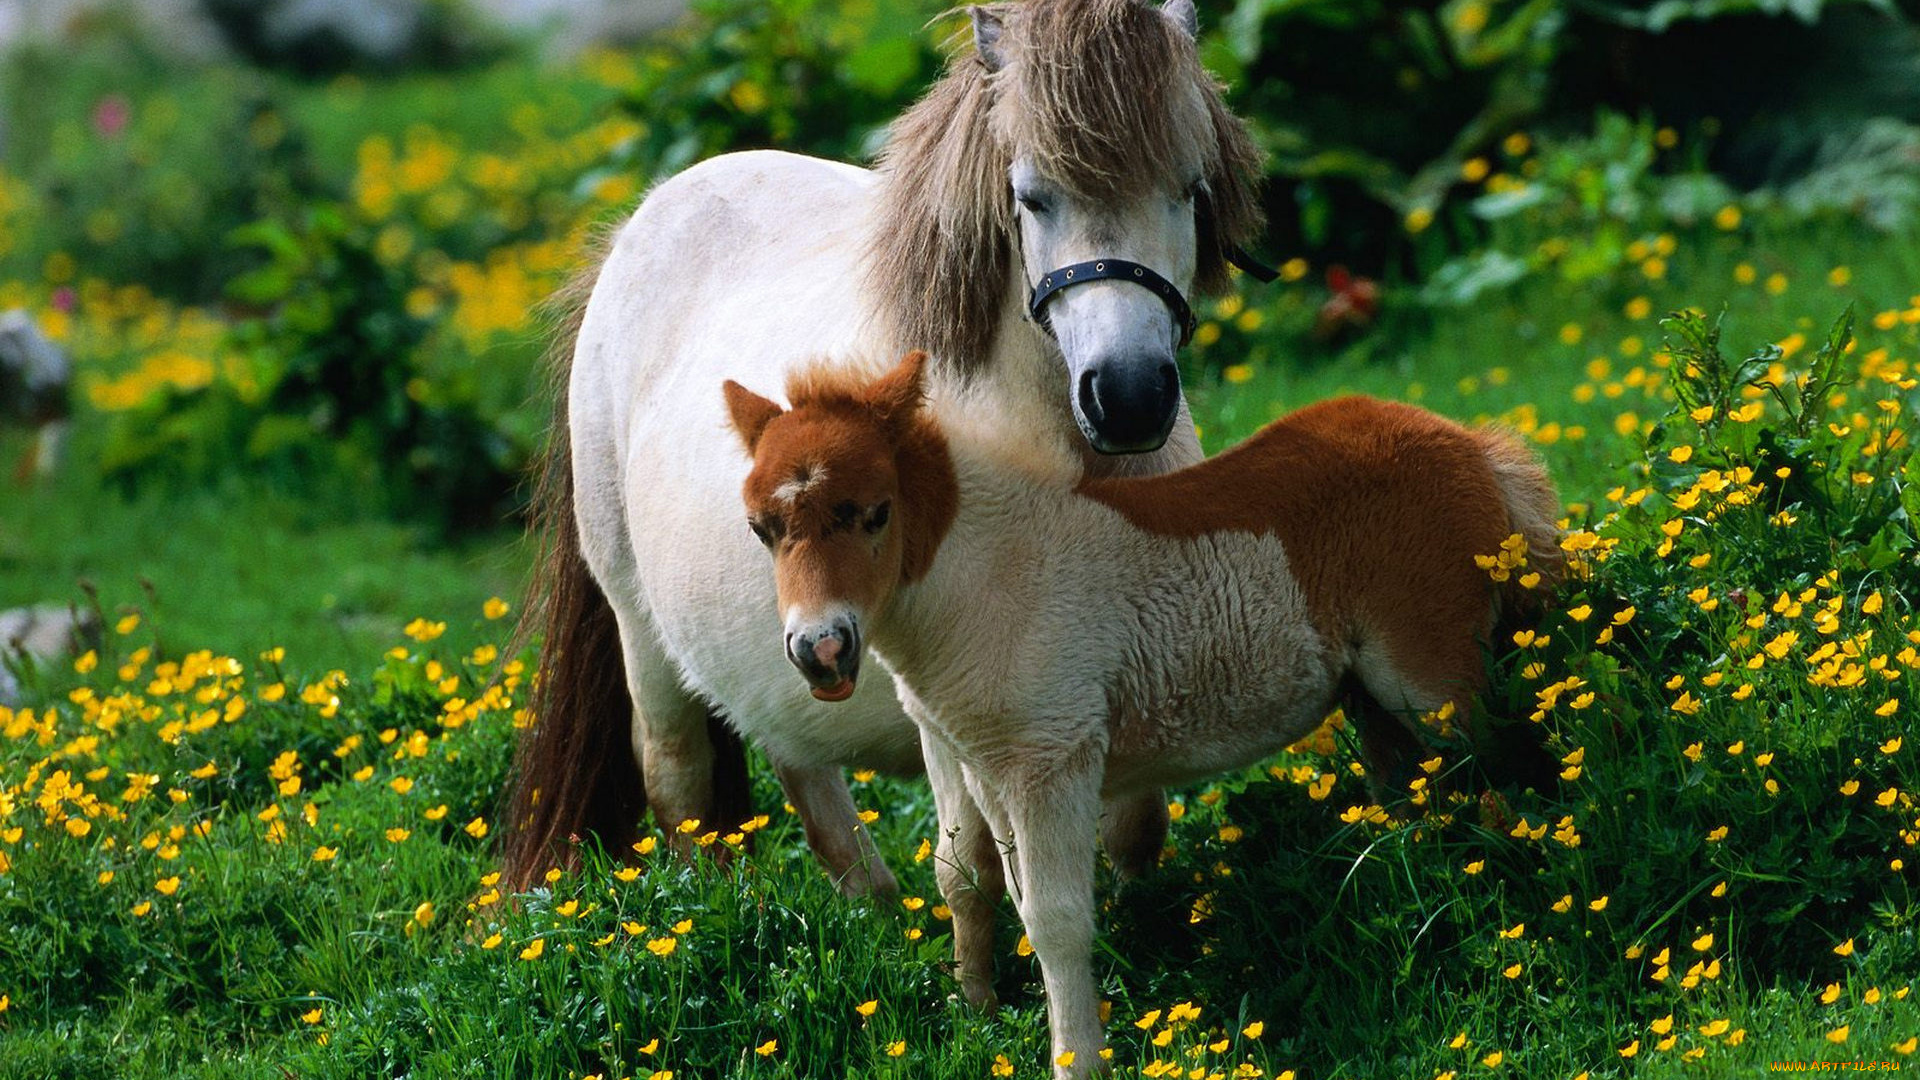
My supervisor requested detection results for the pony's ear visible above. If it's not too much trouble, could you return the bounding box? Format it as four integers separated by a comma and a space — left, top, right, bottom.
970, 6, 1007, 72
723, 380, 784, 453
864, 350, 929, 432
1161, 0, 1198, 40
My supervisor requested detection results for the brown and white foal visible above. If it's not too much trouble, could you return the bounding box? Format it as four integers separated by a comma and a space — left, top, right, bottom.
726, 351, 1561, 1078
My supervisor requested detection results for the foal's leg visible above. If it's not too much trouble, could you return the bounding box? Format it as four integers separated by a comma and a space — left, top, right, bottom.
921, 732, 1005, 1008
986, 746, 1108, 1079
772, 760, 899, 897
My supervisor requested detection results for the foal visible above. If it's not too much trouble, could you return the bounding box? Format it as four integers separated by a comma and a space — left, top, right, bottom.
726, 351, 1562, 1078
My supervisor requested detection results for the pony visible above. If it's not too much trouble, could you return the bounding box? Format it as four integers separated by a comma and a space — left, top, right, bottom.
501, 0, 1267, 894
727, 350, 1563, 1077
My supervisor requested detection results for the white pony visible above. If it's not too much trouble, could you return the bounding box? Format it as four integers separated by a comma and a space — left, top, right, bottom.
501, 0, 1267, 895
727, 351, 1564, 1077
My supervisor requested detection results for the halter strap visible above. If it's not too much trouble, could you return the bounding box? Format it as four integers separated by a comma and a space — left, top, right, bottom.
1225, 244, 1280, 284
1027, 259, 1197, 348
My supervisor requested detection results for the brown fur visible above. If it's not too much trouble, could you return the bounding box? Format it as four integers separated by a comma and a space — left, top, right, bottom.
500, 228, 753, 891
864, 0, 1266, 372
1077, 396, 1563, 714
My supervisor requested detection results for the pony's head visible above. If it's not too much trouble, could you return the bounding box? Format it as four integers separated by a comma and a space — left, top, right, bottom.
724, 352, 957, 703
869, 0, 1264, 455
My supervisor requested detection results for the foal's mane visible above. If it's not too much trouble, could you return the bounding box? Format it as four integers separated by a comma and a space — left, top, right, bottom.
864, 0, 1265, 375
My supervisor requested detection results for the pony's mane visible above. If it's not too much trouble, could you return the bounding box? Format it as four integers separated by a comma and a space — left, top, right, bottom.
864, 0, 1265, 375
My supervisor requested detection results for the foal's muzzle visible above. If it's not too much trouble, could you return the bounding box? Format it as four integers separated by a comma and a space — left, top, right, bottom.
788, 619, 861, 702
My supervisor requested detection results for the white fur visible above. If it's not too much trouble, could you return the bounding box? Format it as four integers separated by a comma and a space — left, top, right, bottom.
567, 149, 1203, 896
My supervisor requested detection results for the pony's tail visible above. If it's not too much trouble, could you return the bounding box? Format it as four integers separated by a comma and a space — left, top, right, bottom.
498, 230, 755, 890
498, 383, 648, 891
1475, 427, 1566, 622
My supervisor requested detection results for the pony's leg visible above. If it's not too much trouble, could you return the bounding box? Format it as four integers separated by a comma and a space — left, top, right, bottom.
922, 731, 1005, 1009
1099, 789, 1168, 882
986, 746, 1107, 1079
771, 759, 899, 898
606, 608, 726, 851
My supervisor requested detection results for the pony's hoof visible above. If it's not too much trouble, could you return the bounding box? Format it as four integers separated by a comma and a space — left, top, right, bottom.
961, 982, 999, 1013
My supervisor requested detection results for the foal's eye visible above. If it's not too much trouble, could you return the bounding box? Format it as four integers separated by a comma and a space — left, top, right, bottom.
1015, 191, 1051, 215
749, 519, 775, 547
866, 501, 892, 533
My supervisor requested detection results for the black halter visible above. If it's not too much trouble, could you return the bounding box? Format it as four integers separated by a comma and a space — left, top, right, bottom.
1025, 246, 1277, 350
1027, 259, 1196, 347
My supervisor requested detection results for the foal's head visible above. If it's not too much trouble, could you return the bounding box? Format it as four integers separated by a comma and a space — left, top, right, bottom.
725, 352, 956, 702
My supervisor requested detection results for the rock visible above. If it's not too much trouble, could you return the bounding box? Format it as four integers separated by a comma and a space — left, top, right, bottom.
1, 310, 72, 479
0, 605, 99, 706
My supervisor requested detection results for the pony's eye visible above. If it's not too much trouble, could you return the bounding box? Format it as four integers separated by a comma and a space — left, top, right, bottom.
866, 501, 892, 533
749, 519, 776, 547
832, 502, 860, 528
1015, 191, 1050, 215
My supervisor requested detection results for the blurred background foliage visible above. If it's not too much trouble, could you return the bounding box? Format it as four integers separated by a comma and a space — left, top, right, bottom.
2, 0, 1917, 530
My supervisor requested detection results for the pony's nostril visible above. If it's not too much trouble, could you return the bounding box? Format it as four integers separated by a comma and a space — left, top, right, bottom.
1076, 368, 1104, 425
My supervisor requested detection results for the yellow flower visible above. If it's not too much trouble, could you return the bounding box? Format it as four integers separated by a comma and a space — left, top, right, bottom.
403, 618, 446, 643
483, 597, 510, 620
856, 999, 878, 1018
413, 901, 435, 926
155, 876, 180, 896
1500, 923, 1525, 940
1243, 1021, 1264, 1039
1481, 1050, 1503, 1068
481, 932, 502, 949
1589, 895, 1609, 912
519, 939, 545, 961
1834, 938, 1855, 957
301, 1007, 323, 1024
312, 845, 337, 862
756, 1040, 778, 1057
1650, 1014, 1674, 1035
886, 1040, 906, 1057
647, 937, 678, 957
1692, 932, 1713, 952
1828, 1025, 1850, 1044
386, 828, 411, 843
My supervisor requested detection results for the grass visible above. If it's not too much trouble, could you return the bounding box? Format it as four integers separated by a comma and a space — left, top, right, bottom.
5, 22, 1920, 1080
5, 217, 1920, 1079
0, 425, 525, 680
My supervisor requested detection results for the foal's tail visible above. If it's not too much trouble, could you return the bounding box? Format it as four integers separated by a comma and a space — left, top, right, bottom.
1475, 427, 1567, 619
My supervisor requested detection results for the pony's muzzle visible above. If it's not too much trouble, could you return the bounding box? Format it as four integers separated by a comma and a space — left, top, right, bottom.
1075, 357, 1180, 454
787, 619, 861, 702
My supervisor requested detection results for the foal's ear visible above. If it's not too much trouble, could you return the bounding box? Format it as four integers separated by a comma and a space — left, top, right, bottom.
723, 380, 784, 453
864, 350, 929, 432
970, 6, 1007, 72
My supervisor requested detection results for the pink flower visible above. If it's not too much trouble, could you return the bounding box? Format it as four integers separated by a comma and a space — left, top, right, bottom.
91, 95, 130, 138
